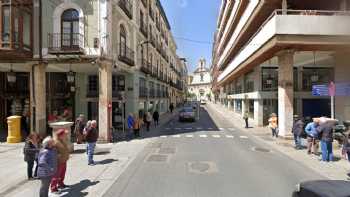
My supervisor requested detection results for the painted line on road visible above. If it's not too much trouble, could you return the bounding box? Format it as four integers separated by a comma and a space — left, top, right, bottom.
219, 128, 224, 130
160, 135, 167, 138
212, 135, 221, 138
226, 135, 234, 138
186, 134, 194, 138
240, 136, 249, 139
199, 135, 208, 138
185, 128, 192, 130
173, 135, 181, 138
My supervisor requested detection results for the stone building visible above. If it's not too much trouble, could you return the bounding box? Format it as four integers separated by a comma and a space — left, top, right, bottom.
188, 59, 212, 101
211, 0, 350, 136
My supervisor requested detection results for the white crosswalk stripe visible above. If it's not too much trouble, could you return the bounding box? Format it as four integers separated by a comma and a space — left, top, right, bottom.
226, 135, 234, 138
228, 128, 235, 131
185, 128, 192, 130
173, 135, 181, 138
160, 135, 167, 138
212, 135, 221, 138
199, 135, 208, 138
186, 134, 194, 138
240, 136, 248, 139
219, 128, 224, 130
175, 128, 181, 130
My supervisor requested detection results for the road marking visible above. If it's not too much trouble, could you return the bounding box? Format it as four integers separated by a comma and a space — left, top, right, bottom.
240, 136, 248, 139
219, 128, 224, 130
175, 128, 181, 130
160, 135, 167, 138
199, 135, 208, 138
173, 135, 181, 138
196, 127, 202, 130
185, 128, 192, 130
226, 135, 234, 138
186, 134, 194, 138
212, 135, 221, 138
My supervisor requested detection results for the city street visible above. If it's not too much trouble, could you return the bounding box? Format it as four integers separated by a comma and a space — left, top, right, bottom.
104, 103, 324, 197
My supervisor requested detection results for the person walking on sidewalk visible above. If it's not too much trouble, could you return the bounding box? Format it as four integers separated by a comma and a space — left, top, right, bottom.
37, 137, 57, 197
268, 113, 278, 138
85, 120, 98, 165
50, 129, 70, 194
292, 115, 305, 150
153, 110, 160, 127
23, 133, 40, 180
305, 118, 320, 155
144, 112, 152, 132
74, 114, 86, 144
169, 103, 174, 113
133, 115, 143, 138
127, 114, 134, 140
342, 133, 350, 177
243, 111, 249, 128
317, 120, 335, 162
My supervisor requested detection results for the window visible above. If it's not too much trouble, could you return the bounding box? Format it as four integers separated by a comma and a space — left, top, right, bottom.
87, 75, 98, 97
139, 77, 147, 98
61, 9, 80, 48
120, 25, 127, 56
302, 67, 334, 91
200, 74, 204, 82
262, 67, 278, 91
2, 5, 10, 44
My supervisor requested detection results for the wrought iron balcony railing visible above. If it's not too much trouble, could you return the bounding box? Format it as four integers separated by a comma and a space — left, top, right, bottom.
118, 43, 135, 66
48, 33, 84, 54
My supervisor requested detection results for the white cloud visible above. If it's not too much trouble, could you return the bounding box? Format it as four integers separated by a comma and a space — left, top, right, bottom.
178, 0, 188, 8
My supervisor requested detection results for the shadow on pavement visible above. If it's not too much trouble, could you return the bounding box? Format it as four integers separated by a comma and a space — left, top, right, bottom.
97, 158, 118, 165
60, 179, 100, 197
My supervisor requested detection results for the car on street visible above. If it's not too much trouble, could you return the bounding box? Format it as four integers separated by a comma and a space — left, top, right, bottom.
292, 180, 350, 197
179, 107, 196, 122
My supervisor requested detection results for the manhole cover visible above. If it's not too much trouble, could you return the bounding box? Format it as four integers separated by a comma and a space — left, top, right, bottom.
145, 154, 168, 162
188, 161, 218, 174
253, 147, 271, 153
159, 147, 176, 154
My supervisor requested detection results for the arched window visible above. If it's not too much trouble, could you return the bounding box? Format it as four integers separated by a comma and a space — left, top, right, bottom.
61, 9, 79, 48
119, 25, 127, 56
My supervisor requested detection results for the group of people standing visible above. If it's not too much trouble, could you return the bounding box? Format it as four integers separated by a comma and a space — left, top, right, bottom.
127, 110, 160, 138
24, 129, 70, 197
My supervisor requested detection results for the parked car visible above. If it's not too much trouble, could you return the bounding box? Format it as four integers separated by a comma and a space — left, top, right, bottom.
179, 107, 196, 122
292, 180, 350, 197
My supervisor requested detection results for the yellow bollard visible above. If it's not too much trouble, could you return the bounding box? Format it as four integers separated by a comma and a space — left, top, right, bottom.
7, 116, 22, 143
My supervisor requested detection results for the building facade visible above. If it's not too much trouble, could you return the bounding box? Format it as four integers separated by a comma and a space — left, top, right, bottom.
212, 0, 350, 136
188, 59, 212, 101
0, 0, 186, 141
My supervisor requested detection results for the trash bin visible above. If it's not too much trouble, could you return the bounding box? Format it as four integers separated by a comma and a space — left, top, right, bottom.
7, 115, 22, 143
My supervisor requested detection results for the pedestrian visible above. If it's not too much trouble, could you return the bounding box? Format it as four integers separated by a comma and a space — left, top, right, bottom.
317, 120, 335, 162
243, 111, 249, 128
342, 134, 350, 177
127, 114, 134, 140
50, 129, 70, 193
292, 115, 305, 150
153, 110, 160, 127
145, 112, 152, 132
23, 132, 40, 180
133, 115, 143, 138
305, 118, 320, 155
74, 114, 86, 144
268, 113, 278, 138
85, 120, 98, 165
169, 103, 174, 113
37, 136, 57, 197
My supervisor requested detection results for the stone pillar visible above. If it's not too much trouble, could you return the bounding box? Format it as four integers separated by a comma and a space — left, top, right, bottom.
334, 52, 350, 122
233, 99, 237, 113
33, 64, 46, 136
241, 99, 247, 117
254, 99, 264, 126
227, 99, 232, 109
98, 62, 112, 143
278, 50, 294, 138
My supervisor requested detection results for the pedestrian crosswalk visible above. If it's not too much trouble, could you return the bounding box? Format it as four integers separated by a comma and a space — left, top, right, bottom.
158, 134, 249, 140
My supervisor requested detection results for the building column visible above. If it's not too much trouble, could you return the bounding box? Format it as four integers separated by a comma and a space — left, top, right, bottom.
241, 99, 247, 117
254, 99, 264, 126
278, 50, 294, 137
33, 64, 47, 136
98, 62, 112, 142
334, 52, 350, 122
233, 99, 237, 112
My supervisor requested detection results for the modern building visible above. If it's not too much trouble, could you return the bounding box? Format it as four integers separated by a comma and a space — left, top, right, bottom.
0, 0, 186, 142
212, 0, 350, 137
188, 58, 212, 101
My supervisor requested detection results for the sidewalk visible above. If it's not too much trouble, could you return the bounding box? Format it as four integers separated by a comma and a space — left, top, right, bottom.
0, 110, 177, 197
208, 102, 350, 180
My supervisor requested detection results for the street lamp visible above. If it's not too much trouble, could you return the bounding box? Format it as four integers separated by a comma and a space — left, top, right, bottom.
67, 64, 75, 83
7, 64, 16, 83
310, 72, 319, 83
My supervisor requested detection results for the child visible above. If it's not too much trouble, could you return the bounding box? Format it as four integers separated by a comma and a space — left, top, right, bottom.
37, 137, 57, 197
23, 133, 40, 179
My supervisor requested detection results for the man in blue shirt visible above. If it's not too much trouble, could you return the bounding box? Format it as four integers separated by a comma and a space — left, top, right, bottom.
305, 118, 320, 155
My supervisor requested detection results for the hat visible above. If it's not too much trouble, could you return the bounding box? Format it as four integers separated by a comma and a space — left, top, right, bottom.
56, 129, 67, 136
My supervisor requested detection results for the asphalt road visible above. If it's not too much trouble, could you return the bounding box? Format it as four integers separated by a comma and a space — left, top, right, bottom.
104, 105, 324, 197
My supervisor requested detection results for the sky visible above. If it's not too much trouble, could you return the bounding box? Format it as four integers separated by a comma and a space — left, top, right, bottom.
160, 0, 221, 72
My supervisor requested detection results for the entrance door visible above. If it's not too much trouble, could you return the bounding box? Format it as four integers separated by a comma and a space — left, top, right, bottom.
88, 102, 98, 121
263, 99, 278, 125
61, 9, 79, 49
112, 102, 125, 140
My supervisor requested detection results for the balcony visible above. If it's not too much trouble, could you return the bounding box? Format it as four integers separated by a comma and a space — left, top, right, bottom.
118, 43, 135, 66
118, 0, 133, 19
140, 59, 151, 74
218, 9, 350, 83
139, 87, 148, 98
48, 33, 84, 54
150, 35, 156, 48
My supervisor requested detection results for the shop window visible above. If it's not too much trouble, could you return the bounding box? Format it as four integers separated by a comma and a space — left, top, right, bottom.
302, 67, 334, 91
87, 75, 98, 97
244, 72, 255, 93
262, 67, 278, 91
